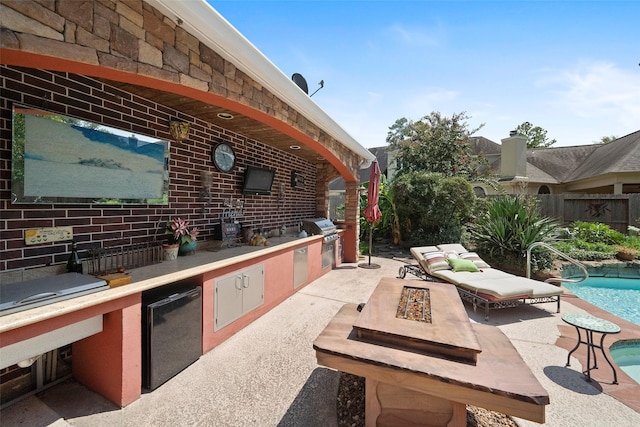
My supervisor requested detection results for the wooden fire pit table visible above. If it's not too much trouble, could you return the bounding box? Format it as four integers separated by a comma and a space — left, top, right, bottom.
313, 277, 549, 427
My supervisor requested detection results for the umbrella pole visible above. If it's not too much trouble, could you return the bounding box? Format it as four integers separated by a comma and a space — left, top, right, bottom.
359, 223, 380, 269
368, 225, 373, 265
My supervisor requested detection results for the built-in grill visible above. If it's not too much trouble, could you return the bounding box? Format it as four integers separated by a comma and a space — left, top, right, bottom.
302, 218, 339, 269
302, 218, 339, 242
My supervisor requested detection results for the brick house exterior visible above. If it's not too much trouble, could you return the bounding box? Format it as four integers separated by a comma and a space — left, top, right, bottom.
0, 0, 375, 272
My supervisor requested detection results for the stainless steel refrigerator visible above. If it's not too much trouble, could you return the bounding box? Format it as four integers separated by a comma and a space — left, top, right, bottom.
142, 285, 202, 390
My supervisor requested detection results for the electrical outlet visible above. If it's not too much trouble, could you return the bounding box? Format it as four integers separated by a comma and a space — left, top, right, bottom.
25, 226, 73, 245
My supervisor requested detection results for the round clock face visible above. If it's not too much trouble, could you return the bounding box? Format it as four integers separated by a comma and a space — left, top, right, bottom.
213, 143, 235, 172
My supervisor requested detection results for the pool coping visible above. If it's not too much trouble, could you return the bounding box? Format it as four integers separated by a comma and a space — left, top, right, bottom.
557, 289, 640, 413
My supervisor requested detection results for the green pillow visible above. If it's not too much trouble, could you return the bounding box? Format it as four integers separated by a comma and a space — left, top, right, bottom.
448, 258, 480, 272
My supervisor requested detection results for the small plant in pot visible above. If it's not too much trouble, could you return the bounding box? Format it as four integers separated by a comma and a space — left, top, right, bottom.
165, 217, 200, 257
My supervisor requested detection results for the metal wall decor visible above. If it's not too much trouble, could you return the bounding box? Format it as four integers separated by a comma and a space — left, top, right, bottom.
291, 171, 305, 189
169, 119, 190, 143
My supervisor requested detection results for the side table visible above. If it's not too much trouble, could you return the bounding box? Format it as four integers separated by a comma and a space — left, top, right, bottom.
562, 313, 621, 384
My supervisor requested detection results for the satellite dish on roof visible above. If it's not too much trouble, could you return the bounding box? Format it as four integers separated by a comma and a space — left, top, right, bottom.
292, 73, 325, 97
310, 80, 324, 97
292, 73, 309, 94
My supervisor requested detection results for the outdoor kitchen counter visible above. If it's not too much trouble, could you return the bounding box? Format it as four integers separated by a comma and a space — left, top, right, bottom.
0, 234, 322, 334
1, 233, 339, 407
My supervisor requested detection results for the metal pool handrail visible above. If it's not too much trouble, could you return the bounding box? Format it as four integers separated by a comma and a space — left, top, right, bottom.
526, 242, 589, 285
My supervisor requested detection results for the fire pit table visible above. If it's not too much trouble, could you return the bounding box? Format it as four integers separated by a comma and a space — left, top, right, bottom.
313, 277, 549, 427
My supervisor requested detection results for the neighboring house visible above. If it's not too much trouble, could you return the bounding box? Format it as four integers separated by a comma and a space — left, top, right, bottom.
474, 130, 640, 196
338, 131, 640, 198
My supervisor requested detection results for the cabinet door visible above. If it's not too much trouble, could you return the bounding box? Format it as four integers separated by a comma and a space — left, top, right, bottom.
214, 273, 244, 331
242, 265, 264, 313
293, 247, 308, 289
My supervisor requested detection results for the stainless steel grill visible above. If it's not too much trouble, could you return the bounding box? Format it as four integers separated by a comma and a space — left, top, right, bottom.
302, 218, 339, 269
301, 218, 338, 242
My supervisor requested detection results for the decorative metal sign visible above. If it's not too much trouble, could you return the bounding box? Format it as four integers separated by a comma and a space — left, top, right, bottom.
291, 171, 305, 189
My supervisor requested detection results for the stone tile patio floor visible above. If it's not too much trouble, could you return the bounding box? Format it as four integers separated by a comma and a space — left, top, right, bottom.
1, 248, 639, 426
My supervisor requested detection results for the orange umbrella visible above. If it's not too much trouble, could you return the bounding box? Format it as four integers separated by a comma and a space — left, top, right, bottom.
360, 161, 381, 268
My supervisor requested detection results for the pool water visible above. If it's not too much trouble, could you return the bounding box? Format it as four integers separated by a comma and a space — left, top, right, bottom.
562, 277, 640, 326
610, 340, 640, 384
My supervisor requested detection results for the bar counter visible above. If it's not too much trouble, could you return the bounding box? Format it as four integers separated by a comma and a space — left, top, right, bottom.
0, 233, 334, 407
0, 235, 317, 334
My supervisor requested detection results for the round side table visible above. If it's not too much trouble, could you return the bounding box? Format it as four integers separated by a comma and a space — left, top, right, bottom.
562, 313, 620, 384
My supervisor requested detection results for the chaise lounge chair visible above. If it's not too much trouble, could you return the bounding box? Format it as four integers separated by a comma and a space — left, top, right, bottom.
400, 244, 562, 320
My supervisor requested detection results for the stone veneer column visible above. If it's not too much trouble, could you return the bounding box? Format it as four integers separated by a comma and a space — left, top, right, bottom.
342, 181, 362, 263
315, 163, 331, 218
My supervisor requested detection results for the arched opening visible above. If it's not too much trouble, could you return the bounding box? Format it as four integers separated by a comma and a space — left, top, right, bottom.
473, 186, 487, 198
538, 185, 551, 194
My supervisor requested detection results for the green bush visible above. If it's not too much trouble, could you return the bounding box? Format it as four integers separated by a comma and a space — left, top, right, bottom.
553, 221, 636, 261
569, 221, 625, 245
623, 234, 640, 251
391, 171, 475, 245
553, 241, 617, 261
470, 195, 560, 271
529, 247, 557, 272
411, 223, 464, 246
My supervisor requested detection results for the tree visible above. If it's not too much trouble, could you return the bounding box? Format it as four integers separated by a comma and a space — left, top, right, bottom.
386, 111, 487, 180
514, 121, 556, 148
597, 135, 618, 144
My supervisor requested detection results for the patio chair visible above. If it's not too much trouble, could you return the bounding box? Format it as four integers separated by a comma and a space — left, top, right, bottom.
401, 244, 562, 320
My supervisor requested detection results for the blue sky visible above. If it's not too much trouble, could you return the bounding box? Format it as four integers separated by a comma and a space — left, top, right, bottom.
209, 1, 640, 148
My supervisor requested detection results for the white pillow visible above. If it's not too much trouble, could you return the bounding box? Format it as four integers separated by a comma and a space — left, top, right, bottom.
459, 252, 491, 269
437, 243, 468, 254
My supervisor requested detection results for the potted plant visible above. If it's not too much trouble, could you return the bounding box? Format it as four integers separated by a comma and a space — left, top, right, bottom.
164, 217, 200, 258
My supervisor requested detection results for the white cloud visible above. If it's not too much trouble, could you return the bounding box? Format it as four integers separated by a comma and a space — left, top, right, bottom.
366, 91, 383, 100
385, 23, 441, 47
540, 62, 640, 129
402, 88, 460, 116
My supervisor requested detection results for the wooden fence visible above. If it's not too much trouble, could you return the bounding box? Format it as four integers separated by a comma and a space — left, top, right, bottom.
536, 194, 640, 233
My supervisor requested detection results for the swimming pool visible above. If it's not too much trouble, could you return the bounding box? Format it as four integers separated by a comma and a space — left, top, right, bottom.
562, 277, 640, 326
610, 340, 640, 384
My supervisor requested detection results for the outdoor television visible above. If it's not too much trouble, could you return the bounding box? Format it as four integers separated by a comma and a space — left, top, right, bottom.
242, 166, 275, 195
11, 105, 169, 205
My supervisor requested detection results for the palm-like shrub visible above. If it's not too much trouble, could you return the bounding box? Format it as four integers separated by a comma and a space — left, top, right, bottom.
470, 195, 559, 271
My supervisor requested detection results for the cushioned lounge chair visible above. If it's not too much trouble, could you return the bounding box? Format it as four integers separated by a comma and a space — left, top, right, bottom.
401, 244, 562, 320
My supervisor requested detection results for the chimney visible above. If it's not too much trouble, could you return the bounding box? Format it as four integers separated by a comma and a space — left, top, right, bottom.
500, 131, 527, 179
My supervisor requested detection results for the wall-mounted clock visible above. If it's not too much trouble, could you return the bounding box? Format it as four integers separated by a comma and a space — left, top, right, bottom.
212, 142, 235, 172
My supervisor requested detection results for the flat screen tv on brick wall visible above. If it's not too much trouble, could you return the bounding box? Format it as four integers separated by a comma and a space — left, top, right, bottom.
11, 106, 169, 204
242, 166, 275, 195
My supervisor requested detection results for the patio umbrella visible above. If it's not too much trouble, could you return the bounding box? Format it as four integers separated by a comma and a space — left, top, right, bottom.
359, 160, 382, 269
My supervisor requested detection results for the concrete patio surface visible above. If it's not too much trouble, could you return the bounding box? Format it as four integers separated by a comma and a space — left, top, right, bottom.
1, 253, 639, 426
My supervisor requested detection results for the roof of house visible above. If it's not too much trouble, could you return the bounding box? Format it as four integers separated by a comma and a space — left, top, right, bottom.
485, 130, 640, 185
526, 145, 599, 182
567, 130, 640, 181
469, 136, 501, 155
360, 147, 389, 182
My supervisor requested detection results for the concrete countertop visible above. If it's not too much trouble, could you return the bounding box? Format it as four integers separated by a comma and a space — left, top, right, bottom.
0, 235, 322, 334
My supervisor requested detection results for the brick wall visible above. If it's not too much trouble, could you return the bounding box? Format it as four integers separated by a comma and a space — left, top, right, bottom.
0, 65, 316, 272
0, 0, 361, 177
